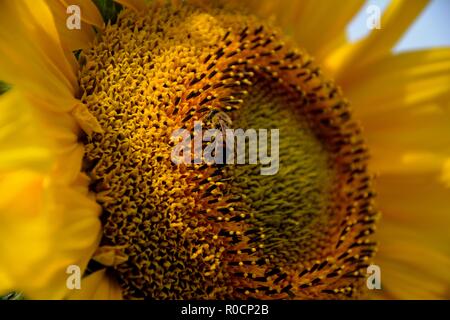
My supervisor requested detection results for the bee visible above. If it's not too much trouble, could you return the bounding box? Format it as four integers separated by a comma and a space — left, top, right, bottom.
207, 110, 233, 134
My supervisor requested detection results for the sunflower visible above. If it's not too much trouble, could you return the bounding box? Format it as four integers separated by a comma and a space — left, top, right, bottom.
0, 0, 449, 300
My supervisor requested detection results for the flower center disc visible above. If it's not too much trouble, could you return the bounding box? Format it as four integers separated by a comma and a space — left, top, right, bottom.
79, 3, 377, 299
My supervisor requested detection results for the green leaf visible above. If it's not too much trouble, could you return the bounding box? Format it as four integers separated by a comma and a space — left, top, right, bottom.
93, 0, 123, 24
1, 292, 24, 300
0, 81, 11, 95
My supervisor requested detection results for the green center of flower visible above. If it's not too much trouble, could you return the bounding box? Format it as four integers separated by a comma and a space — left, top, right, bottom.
224, 82, 334, 266
79, 3, 377, 299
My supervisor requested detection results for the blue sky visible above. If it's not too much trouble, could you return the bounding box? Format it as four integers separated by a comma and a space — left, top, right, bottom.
347, 0, 450, 53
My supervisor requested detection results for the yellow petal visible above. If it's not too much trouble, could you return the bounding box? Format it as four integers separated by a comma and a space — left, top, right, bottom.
71, 103, 104, 136
362, 0, 429, 60
225, 0, 364, 62
375, 223, 450, 299
226, 0, 307, 33
0, 88, 86, 184
114, 0, 147, 12
327, 0, 429, 79
0, 91, 101, 299
277, 0, 365, 61
362, 105, 450, 175
59, 0, 105, 29
67, 270, 123, 300
0, 170, 102, 299
48, 1, 98, 52
376, 173, 450, 254
343, 48, 450, 115
442, 159, 450, 188
373, 172, 450, 299
93, 246, 129, 267
339, 48, 450, 176
0, 0, 78, 90
0, 1, 80, 113
0, 91, 53, 172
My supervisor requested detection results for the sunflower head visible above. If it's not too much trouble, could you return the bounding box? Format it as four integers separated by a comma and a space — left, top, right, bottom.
76, 2, 377, 299
1, 0, 449, 301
